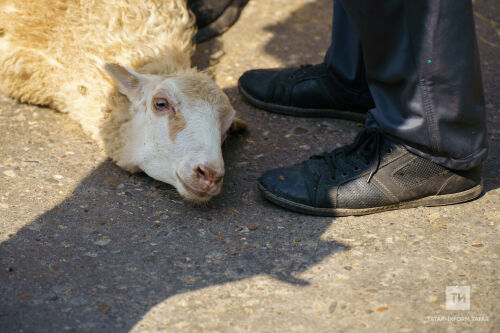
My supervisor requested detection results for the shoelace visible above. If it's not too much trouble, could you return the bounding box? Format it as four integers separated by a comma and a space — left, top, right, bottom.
289, 64, 325, 80
310, 128, 384, 183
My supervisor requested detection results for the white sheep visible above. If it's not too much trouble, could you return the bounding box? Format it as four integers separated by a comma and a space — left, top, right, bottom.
0, 0, 247, 202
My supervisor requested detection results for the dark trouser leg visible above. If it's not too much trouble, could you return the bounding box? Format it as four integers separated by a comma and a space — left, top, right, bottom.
188, 0, 248, 42
324, 0, 369, 94
339, 0, 487, 170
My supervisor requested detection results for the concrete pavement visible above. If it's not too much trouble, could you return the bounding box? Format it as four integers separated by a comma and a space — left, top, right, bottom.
1, 0, 498, 332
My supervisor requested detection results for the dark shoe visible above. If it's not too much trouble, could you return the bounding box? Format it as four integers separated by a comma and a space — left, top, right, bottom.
258, 128, 483, 216
188, 0, 249, 43
238, 63, 375, 121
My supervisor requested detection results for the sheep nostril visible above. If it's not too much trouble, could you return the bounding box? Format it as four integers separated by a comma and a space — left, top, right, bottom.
195, 165, 224, 190
196, 166, 206, 178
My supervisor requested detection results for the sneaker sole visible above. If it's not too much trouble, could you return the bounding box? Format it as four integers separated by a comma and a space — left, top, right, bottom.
238, 83, 367, 122
258, 182, 483, 217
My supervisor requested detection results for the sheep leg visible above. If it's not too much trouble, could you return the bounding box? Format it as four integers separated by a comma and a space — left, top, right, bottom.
0, 44, 68, 112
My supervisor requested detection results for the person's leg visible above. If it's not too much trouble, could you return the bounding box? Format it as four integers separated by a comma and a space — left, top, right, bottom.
324, 0, 369, 95
339, 0, 487, 170
188, 0, 248, 43
258, 0, 486, 216
238, 0, 374, 121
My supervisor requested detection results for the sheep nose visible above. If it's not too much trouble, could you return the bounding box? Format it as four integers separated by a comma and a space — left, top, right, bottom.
195, 164, 223, 191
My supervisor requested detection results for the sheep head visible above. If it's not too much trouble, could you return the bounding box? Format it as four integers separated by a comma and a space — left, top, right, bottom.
104, 63, 246, 203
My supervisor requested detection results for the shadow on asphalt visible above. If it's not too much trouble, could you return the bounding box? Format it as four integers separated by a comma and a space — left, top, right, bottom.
0, 154, 347, 331
0, 2, 350, 330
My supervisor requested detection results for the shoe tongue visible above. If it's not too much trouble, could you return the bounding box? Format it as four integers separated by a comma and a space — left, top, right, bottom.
346, 129, 380, 154
307, 129, 382, 176
291, 64, 322, 79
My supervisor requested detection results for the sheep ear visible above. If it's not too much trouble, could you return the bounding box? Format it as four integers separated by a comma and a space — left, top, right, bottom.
104, 63, 143, 99
222, 118, 247, 143
229, 117, 248, 133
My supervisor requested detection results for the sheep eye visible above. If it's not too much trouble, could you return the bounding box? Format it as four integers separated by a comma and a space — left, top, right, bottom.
153, 98, 171, 112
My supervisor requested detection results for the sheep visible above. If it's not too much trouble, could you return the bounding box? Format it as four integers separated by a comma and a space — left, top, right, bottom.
0, 0, 247, 203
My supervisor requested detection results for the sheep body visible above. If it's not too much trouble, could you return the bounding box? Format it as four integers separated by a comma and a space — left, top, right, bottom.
0, 0, 243, 202
0, 0, 195, 155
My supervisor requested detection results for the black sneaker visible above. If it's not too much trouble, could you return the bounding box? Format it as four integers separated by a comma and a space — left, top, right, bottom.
188, 0, 249, 43
238, 63, 375, 122
258, 128, 483, 216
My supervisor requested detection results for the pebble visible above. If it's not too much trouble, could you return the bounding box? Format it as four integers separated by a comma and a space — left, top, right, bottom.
293, 127, 308, 135
211, 50, 224, 58
103, 177, 119, 186
98, 303, 111, 314
3, 170, 17, 178
247, 224, 258, 231
329, 301, 337, 313
299, 145, 311, 150
27, 223, 42, 231
94, 237, 111, 246
53, 174, 63, 180
49, 264, 59, 271
45, 178, 59, 184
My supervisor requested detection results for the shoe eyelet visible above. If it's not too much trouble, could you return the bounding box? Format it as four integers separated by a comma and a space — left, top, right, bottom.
387, 148, 393, 154
354, 167, 360, 171
331, 176, 336, 180
342, 172, 348, 177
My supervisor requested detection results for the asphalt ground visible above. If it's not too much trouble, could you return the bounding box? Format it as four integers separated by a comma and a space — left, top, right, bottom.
1, 0, 499, 332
